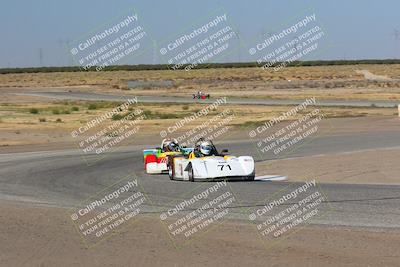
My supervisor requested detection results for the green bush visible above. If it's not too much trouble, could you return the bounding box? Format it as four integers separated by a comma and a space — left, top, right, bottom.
52, 109, 60, 114
29, 108, 39, 114
111, 114, 124, 120
88, 104, 97, 110
143, 110, 153, 118
159, 113, 179, 119
71, 106, 79, 111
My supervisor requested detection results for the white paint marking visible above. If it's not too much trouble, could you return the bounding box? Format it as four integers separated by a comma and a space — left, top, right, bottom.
254, 175, 287, 181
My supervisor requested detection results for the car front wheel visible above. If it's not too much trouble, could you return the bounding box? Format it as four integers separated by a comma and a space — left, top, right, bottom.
188, 164, 194, 182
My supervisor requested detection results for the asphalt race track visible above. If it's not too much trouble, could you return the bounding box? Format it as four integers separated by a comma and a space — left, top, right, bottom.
1, 128, 400, 229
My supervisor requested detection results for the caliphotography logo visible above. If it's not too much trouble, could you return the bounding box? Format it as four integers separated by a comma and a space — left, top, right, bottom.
2, 1, 400, 266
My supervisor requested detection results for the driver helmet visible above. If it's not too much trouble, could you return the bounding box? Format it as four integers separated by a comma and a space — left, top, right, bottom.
164, 140, 179, 152
199, 140, 213, 155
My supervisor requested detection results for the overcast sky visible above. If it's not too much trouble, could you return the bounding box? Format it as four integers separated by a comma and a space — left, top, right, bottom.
1, 0, 399, 68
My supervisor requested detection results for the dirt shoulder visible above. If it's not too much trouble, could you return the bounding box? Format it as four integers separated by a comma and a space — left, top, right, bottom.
257, 147, 400, 185
1, 200, 399, 267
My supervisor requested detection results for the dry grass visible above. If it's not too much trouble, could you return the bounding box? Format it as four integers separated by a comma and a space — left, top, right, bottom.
0, 100, 396, 148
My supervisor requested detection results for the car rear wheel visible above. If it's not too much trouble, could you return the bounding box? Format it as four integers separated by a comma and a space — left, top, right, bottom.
168, 156, 179, 180
168, 160, 174, 180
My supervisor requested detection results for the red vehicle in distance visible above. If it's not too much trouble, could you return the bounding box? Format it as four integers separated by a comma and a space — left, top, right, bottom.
192, 91, 210, 99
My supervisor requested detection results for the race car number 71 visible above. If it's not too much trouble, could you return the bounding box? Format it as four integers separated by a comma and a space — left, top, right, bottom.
218, 164, 231, 171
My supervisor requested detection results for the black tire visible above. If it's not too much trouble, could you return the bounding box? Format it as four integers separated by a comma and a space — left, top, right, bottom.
188, 164, 194, 182
168, 166, 174, 180
247, 175, 255, 181
246, 170, 255, 181
168, 156, 174, 180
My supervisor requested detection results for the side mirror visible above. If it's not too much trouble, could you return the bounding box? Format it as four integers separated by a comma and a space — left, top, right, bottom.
221, 149, 229, 153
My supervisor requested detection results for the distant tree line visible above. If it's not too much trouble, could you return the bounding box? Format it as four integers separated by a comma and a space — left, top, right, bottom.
1, 59, 400, 74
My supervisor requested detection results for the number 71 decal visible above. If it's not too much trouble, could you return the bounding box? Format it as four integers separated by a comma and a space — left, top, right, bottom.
217, 164, 231, 171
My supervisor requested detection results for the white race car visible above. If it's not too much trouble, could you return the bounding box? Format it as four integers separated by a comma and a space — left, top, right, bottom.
168, 139, 255, 181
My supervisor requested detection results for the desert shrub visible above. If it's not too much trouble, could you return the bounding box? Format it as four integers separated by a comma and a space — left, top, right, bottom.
142, 110, 153, 117
29, 108, 39, 114
88, 104, 97, 110
39, 118, 46, 122
158, 113, 179, 119
112, 114, 124, 120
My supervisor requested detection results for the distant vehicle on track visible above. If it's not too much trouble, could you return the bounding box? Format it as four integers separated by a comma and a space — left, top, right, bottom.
192, 91, 210, 99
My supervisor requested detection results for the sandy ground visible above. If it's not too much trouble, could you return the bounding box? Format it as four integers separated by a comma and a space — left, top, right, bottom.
0, 200, 399, 267
258, 147, 400, 185
253, 116, 400, 185
355, 69, 393, 81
